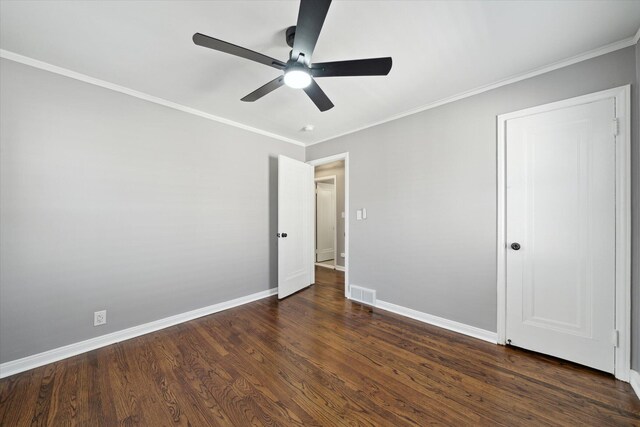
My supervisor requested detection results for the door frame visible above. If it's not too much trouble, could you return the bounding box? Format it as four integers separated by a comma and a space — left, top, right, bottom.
496, 85, 631, 381
308, 153, 350, 298
314, 176, 337, 266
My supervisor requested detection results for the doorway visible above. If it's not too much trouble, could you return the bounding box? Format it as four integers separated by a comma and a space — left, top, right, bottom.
496, 86, 631, 381
308, 153, 350, 298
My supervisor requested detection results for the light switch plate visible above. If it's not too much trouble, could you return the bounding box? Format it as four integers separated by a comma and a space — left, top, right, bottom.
362, 208, 367, 219
356, 209, 362, 220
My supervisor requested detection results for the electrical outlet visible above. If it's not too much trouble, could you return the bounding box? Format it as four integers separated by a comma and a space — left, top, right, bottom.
340, 252, 345, 258
94, 310, 107, 326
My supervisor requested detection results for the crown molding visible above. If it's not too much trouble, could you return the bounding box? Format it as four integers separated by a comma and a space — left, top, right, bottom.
2, 32, 636, 150
307, 36, 637, 147
0, 49, 305, 148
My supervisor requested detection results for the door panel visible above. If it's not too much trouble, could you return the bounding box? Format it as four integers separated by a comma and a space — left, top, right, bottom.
278, 155, 314, 299
506, 98, 615, 373
316, 182, 335, 262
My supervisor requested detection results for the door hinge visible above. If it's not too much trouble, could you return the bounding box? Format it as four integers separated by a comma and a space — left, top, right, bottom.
612, 118, 619, 136
611, 330, 619, 347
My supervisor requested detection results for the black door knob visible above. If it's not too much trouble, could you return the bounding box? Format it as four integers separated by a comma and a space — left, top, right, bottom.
281, 233, 288, 238
511, 242, 521, 250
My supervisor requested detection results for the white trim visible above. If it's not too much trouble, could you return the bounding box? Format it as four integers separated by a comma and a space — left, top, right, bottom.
314, 175, 338, 265
308, 153, 349, 298
633, 26, 640, 44
496, 109, 507, 348
306, 37, 636, 147
630, 370, 640, 400
375, 299, 498, 344
0, 288, 277, 379
315, 262, 335, 270
335, 265, 346, 272
496, 85, 631, 381
0, 49, 304, 148
315, 176, 336, 183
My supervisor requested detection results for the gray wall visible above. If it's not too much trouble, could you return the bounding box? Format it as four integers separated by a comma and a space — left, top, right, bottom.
315, 161, 346, 267
306, 48, 637, 345
0, 59, 304, 363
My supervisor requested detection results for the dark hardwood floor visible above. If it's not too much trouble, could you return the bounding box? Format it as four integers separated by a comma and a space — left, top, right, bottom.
1, 267, 639, 426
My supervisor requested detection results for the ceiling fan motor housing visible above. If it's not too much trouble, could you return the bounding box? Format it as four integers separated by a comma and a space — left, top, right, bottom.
286, 26, 296, 48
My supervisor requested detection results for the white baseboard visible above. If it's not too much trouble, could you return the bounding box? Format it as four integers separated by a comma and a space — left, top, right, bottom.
375, 299, 498, 344
0, 288, 277, 379
335, 265, 346, 272
630, 370, 640, 400
315, 262, 335, 270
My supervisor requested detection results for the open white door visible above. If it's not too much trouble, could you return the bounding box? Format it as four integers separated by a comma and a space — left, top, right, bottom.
278, 155, 314, 299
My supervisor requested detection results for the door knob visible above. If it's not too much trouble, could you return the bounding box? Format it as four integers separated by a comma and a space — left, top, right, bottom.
511, 242, 521, 250
281, 233, 288, 238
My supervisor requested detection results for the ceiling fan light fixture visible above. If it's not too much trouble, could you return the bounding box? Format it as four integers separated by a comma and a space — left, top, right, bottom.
193, 0, 392, 111
284, 69, 311, 89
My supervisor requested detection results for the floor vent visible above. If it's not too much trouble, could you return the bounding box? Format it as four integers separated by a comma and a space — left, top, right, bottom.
350, 285, 376, 306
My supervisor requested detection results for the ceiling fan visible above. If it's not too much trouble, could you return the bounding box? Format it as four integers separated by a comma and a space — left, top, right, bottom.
193, 0, 392, 112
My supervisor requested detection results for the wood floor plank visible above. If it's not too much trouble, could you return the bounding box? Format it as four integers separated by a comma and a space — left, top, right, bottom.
182, 322, 323, 426
209, 315, 382, 426
219, 314, 423, 426
161, 324, 271, 426
251, 296, 521, 425
363, 307, 638, 411
0, 365, 44, 426
1, 266, 639, 426
241, 299, 486, 425
105, 344, 148, 426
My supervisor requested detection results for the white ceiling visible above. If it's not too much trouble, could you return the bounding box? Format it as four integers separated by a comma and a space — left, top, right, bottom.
1, 1, 639, 145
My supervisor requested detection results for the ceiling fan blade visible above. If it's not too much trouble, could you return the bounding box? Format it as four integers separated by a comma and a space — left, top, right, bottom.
291, 0, 332, 63
241, 76, 285, 102
193, 33, 286, 70
311, 57, 392, 78
303, 79, 334, 112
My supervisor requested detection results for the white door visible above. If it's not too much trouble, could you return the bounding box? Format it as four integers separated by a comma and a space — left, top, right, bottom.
316, 182, 335, 262
506, 98, 616, 373
278, 155, 314, 299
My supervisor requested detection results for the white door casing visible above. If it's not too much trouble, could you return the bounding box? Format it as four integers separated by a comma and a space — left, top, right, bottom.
278, 155, 314, 299
316, 181, 336, 262
497, 86, 631, 381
